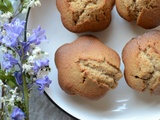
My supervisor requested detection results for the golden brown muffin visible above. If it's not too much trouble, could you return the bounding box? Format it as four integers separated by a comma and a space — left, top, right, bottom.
55, 35, 122, 99
116, 0, 160, 29
56, 0, 115, 33
122, 30, 160, 95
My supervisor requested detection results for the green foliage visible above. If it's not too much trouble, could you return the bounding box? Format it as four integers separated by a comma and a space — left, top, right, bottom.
0, 70, 17, 88
0, 0, 13, 13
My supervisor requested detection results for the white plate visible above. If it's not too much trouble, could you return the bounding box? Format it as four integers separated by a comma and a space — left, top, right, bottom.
28, 0, 160, 120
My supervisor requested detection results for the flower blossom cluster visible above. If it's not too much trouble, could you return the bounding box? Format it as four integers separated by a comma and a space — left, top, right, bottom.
0, 81, 22, 120
0, 18, 52, 119
22, 0, 41, 13
0, 0, 41, 28
0, 18, 52, 90
0, 12, 12, 27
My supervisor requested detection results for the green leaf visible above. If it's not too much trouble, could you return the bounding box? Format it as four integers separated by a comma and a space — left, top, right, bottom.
0, 0, 14, 13
0, 3, 8, 13
0, 70, 17, 88
7, 105, 12, 113
3, 0, 14, 13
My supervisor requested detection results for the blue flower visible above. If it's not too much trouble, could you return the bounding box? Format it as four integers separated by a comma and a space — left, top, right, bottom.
28, 26, 46, 45
11, 107, 25, 120
4, 18, 25, 38
33, 59, 49, 73
16, 42, 30, 58
22, 42, 30, 54
35, 76, 52, 93
1, 35, 18, 47
1, 18, 25, 47
2, 53, 18, 70
14, 72, 23, 85
0, 32, 3, 40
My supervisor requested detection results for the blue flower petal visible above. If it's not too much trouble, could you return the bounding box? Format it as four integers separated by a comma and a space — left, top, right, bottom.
11, 107, 25, 120
2, 53, 18, 70
28, 26, 46, 45
35, 76, 52, 93
33, 59, 49, 73
14, 72, 23, 85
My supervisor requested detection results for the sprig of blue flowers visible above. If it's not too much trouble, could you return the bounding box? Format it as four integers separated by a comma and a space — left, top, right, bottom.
0, 1, 52, 120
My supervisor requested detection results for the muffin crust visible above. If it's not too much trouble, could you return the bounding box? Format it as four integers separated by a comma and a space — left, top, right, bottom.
116, 0, 160, 29
122, 30, 160, 95
55, 35, 122, 99
56, 0, 115, 33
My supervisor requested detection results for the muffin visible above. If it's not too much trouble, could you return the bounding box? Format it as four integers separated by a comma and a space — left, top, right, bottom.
122, 30, 160, 95
55, 35, 122, 99
56, 0, 115, 33
116, 0, 160, 29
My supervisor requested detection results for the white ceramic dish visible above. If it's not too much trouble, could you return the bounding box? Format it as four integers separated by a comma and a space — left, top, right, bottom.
28, 0, 160, 120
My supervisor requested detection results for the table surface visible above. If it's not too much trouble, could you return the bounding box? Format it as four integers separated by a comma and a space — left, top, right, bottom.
29, 88, 77, 120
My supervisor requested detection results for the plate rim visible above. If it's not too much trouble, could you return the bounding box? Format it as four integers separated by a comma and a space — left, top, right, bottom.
44, 91, 79, 120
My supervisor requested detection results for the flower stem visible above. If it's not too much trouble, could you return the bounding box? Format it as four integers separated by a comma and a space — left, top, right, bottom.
24, 7, 31, 42
21, 7, 31, 120
22, 73, 29, 120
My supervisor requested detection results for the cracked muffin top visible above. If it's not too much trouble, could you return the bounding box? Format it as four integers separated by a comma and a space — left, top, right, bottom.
122, 30, 160, 95
56, 0, 115, 33
116, 0, 160, 29
55, 35, 122, 99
